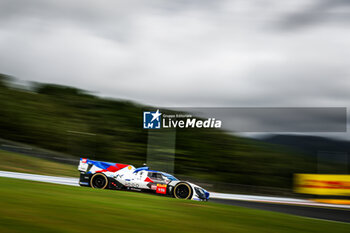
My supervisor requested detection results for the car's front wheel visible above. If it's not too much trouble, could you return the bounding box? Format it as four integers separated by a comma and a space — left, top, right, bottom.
173, 183, 192, 199
90, 173, 108, 189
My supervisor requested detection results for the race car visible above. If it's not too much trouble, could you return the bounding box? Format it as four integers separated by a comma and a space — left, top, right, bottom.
78, 158, 209, 201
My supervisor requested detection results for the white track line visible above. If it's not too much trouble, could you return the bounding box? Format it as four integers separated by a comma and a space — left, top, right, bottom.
0, 170, 349, 209
0, 170, 79, 186
209, 193, 350, 209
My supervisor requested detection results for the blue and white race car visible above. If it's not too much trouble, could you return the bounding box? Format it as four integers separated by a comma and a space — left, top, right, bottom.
78, 158, 210, 201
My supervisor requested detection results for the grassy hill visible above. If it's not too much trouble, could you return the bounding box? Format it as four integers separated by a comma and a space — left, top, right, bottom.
0, 177, 349, 233
0, 150, 76, 177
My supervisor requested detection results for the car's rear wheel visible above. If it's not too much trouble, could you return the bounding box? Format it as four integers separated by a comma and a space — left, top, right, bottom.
90, 173, 108, 189
173, 183, 192, 199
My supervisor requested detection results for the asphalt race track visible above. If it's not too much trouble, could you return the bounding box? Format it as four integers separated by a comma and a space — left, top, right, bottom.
0, 170, 349, 223
211, 198, 350, 223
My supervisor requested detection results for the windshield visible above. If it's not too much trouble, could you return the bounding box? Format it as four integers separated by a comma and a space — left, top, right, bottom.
161, 172, 179, 181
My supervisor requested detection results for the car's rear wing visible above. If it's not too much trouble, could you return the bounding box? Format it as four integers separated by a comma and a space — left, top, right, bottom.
78, 158, 134, 174
78, 158, 91, 172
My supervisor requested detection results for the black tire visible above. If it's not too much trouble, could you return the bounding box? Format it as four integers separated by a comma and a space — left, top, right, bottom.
173, 183, 192, 199
90, 173, 108, 189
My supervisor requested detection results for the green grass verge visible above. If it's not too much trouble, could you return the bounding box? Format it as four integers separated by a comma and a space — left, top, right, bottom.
0, 150, 77, 177
0, 177, 349, 233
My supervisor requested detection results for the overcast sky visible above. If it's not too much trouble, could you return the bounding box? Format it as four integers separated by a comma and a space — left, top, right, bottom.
0, 0, 349, 109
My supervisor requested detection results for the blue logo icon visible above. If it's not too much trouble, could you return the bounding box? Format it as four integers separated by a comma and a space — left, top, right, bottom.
143, 109, 162, 129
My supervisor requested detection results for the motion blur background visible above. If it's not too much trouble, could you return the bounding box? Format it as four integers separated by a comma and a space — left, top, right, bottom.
0, 0, 350, 196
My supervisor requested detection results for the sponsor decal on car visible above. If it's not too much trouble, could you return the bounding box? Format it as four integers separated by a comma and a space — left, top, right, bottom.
156, 184, 167, 194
